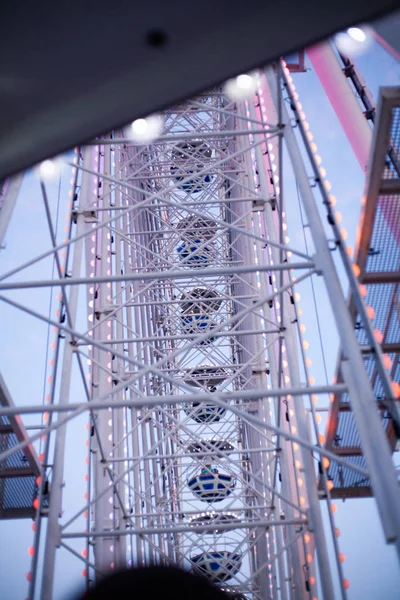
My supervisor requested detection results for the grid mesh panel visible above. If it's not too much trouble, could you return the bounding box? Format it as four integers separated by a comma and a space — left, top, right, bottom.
0, 415, 41, 518
327, 100, 400, 497
365, 203, 400, 273
382, 106, 400, 179
328, 456, 370, 496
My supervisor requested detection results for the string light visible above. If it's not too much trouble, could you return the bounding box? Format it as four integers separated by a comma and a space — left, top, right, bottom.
129, 114, 163, 144
366, 306, 375, 320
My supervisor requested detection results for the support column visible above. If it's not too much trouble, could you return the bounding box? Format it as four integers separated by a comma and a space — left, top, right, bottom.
265, 65, 400, 565
41, 157, 88, 600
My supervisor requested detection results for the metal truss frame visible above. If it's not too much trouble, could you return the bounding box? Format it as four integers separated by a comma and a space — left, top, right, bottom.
1, 66, 400, 600
326, 86, 400, 498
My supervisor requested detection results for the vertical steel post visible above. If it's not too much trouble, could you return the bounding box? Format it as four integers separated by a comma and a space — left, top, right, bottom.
246, 97, 309, 600
41, 156, 88, 600
265, 65, 400, 562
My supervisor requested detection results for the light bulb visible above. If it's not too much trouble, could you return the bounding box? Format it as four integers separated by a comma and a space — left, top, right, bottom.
224, 72, 258, 100
347, 27, 366, 42
39, 159, 57, 179
334, 26, 372, 56
130, 114, 163, 144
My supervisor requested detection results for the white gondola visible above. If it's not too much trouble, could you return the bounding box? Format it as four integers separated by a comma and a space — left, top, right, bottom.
190, 551, 242, 583
188, 467, 236, 502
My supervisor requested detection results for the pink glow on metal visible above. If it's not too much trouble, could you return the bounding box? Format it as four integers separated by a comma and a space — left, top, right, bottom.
307, 42, 400, 247
306, 42, 372, 173
372, 31, 400, 63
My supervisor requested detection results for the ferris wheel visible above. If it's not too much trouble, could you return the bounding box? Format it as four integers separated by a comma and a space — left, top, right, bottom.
0, 37, 400, 600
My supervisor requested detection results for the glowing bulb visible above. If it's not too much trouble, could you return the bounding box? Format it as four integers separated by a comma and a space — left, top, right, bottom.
306, 553, 313, 564
359, 284, 367, 298
310, 576, 316, 585
392, 381, 400, 398
318, 433, 326, 444
323, 457, 330, 469
39, 160, 57, 179
327, 480, 334, 491
224, 72, 258, 100
237, 74, 254, 90
347, 27, 366, 42
329, 194, 337, 207
343, 579, 350, 590
304, 533, 311, 543
346, 246, 353, 257
335, 26, 372, 56
331, 503, 337, 514
383, 355, 392, 370
130, 114, 163, 144
302, 340, 309, 350
366, 306, 375, 319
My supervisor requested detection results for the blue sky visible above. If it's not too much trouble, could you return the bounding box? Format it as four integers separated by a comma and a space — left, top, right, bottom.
1, 38, 400, 599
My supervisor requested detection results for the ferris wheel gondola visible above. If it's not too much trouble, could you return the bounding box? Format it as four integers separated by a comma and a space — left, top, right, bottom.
190, 551, 242, 583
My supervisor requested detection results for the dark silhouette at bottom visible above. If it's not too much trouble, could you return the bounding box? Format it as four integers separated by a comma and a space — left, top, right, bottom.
79, 565, 230, 600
